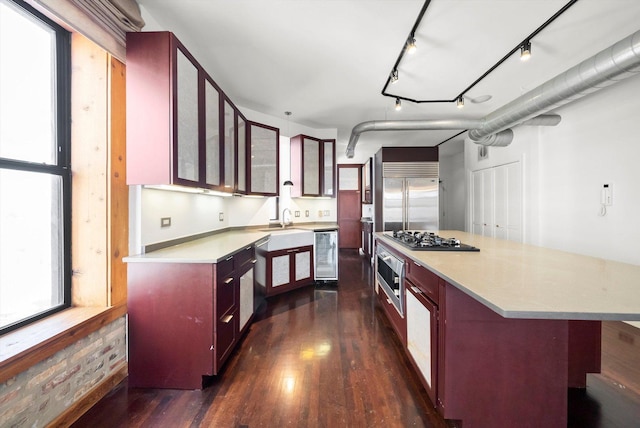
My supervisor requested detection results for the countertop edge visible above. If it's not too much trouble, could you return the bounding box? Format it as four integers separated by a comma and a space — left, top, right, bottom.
375, 232, 640, 321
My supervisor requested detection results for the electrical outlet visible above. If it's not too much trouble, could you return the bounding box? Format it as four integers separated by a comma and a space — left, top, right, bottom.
295, 210, 300, 217
219, 212, 224, 221
324, 210, 329, 216
305, 210, 310, 217
318, 210, 323, 217
161, 217, 171, 228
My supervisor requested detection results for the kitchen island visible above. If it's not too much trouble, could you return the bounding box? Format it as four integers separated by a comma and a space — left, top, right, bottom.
375, 231, 640, 428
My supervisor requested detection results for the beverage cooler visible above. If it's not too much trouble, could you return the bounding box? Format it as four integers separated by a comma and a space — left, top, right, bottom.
314, 230, 338, 282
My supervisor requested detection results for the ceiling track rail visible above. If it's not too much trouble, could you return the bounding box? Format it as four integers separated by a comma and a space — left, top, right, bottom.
381, 0, 580, 105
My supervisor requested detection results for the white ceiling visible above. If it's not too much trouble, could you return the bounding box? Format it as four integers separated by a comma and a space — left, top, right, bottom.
137, 0, 640, 162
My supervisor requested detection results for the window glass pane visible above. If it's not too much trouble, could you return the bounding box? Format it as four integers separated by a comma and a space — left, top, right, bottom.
0, 169, 64, 329
0, 0, 57, 164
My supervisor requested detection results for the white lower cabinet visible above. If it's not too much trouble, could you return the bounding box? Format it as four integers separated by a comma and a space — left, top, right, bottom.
406, 284, 438, 404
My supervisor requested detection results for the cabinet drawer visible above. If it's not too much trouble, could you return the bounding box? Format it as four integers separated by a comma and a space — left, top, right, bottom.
405, 259, 439, 304
217, 254, 235, 279
235, 245, 254, 269
216, 275, 236, 316
215, 308, 237, 372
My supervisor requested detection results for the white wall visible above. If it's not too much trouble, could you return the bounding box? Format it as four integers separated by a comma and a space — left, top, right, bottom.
537, 75, 640, 267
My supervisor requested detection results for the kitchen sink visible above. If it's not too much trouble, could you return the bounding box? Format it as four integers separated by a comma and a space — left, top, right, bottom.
260, 228, 314, 251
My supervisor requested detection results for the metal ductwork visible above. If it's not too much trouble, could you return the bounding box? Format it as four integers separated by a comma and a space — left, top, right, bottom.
346, 28, 640, 158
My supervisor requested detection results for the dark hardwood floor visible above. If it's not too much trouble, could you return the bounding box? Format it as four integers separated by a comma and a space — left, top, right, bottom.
73, 250, 640, 427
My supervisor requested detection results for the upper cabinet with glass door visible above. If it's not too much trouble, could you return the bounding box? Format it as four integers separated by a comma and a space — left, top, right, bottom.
126, 32, 204, 186
290, 135, 335, 198
248, 122, 279, 196
126, 31, 280, 195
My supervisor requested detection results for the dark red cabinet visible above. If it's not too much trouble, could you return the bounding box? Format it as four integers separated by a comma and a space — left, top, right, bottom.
290, 135, 335, 198
127, 245, 255, 389
126, 31, 275, 195
264, 245, 314, 296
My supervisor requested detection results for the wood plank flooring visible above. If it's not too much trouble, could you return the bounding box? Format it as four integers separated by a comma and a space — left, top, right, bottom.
73, 250, 640, 427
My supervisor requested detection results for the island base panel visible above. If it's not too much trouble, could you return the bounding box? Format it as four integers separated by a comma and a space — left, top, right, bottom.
439, 284, 568, 428
128, 263, 214, 389
568, 320, 602, 388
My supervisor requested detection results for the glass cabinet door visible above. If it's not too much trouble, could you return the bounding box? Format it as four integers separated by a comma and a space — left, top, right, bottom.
223, 99, 236, 191
302, 137, 320, 196
176, 48, 199, 182
237, 116, 247, 193
249, 122, 279, 195
322, 139, 335, 197
204, 78, 220, 187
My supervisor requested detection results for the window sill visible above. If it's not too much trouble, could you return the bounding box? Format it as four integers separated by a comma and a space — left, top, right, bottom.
0, 304, 127, 383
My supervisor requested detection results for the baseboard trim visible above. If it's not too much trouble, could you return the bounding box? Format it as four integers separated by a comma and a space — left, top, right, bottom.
47, 364, 128, 427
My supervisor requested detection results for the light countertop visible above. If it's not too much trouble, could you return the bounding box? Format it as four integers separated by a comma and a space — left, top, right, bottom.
124, 223, 338, 264
376, 231, 640, 321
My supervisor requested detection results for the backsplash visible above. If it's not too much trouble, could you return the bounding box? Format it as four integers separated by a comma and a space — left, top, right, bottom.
135, 187, 337, 252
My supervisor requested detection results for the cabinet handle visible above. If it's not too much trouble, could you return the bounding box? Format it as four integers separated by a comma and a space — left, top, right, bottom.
410, 286, 422, 295
245, 246, 251, 250
225, 256, 233, 261
287, 249, 299, 253
251, 259, 257, 264
222, 314, 234, 324
224, 277, 233, 284
386, 298, 392, 305
414, 261, 420, 266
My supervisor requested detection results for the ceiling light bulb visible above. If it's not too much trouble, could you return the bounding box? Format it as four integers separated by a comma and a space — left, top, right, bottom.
457, 96, 464, 109
391, 69, 399, 84
407, 37, 417, 54
395, 97, 402, 111
520, 41, 531, 61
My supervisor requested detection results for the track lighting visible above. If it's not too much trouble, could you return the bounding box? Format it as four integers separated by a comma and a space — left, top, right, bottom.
456, 96, 464, 109
407, 37, 417, 54
520, 40, 531, 61
395, 97, 402, 111
390, 69, 399, 84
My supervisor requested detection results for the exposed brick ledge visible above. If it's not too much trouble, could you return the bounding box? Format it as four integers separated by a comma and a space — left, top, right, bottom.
0, 305, 127, 383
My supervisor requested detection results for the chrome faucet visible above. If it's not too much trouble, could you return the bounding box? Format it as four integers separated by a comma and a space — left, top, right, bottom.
281, 208, 292, 228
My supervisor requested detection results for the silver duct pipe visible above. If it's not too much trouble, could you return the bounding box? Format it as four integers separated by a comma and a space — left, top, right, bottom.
344, 115, 559, 157
468, 28, 640, 142
346, 28, 640, 158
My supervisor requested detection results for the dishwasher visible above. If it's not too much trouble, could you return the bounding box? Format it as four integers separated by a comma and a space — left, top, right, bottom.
314, 230, 338, 282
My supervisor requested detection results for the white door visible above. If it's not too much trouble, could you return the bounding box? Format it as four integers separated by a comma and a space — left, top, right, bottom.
471, 162, 522, 242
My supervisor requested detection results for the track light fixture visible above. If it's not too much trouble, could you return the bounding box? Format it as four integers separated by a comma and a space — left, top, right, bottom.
395, 97, 402, 111
456, 96, 464, 109
406, 37, 417, 54
390, 69, 399, 84
520, 40, 531, 61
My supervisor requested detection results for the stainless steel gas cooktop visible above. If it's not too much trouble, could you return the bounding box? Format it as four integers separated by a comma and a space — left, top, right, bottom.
385, 230, 480, 252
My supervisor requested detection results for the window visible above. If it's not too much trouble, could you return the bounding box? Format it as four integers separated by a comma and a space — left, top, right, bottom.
0, 0, 71, 333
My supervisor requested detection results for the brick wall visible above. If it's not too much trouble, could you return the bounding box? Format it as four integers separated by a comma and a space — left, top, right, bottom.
0, 316, 126, 427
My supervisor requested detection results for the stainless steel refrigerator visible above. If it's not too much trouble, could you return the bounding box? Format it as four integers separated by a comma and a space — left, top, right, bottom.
383, 177, 439, 232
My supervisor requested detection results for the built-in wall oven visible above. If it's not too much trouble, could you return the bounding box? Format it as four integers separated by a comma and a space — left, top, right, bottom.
376, 244, 405, 316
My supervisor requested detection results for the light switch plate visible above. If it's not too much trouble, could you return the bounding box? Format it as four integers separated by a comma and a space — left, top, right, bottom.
295, 210, 300, 217
161, 217, 171, 228
219, 212, 224, 221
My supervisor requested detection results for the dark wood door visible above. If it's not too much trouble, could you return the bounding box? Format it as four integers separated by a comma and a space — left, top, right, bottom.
338, 164, 362, 248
